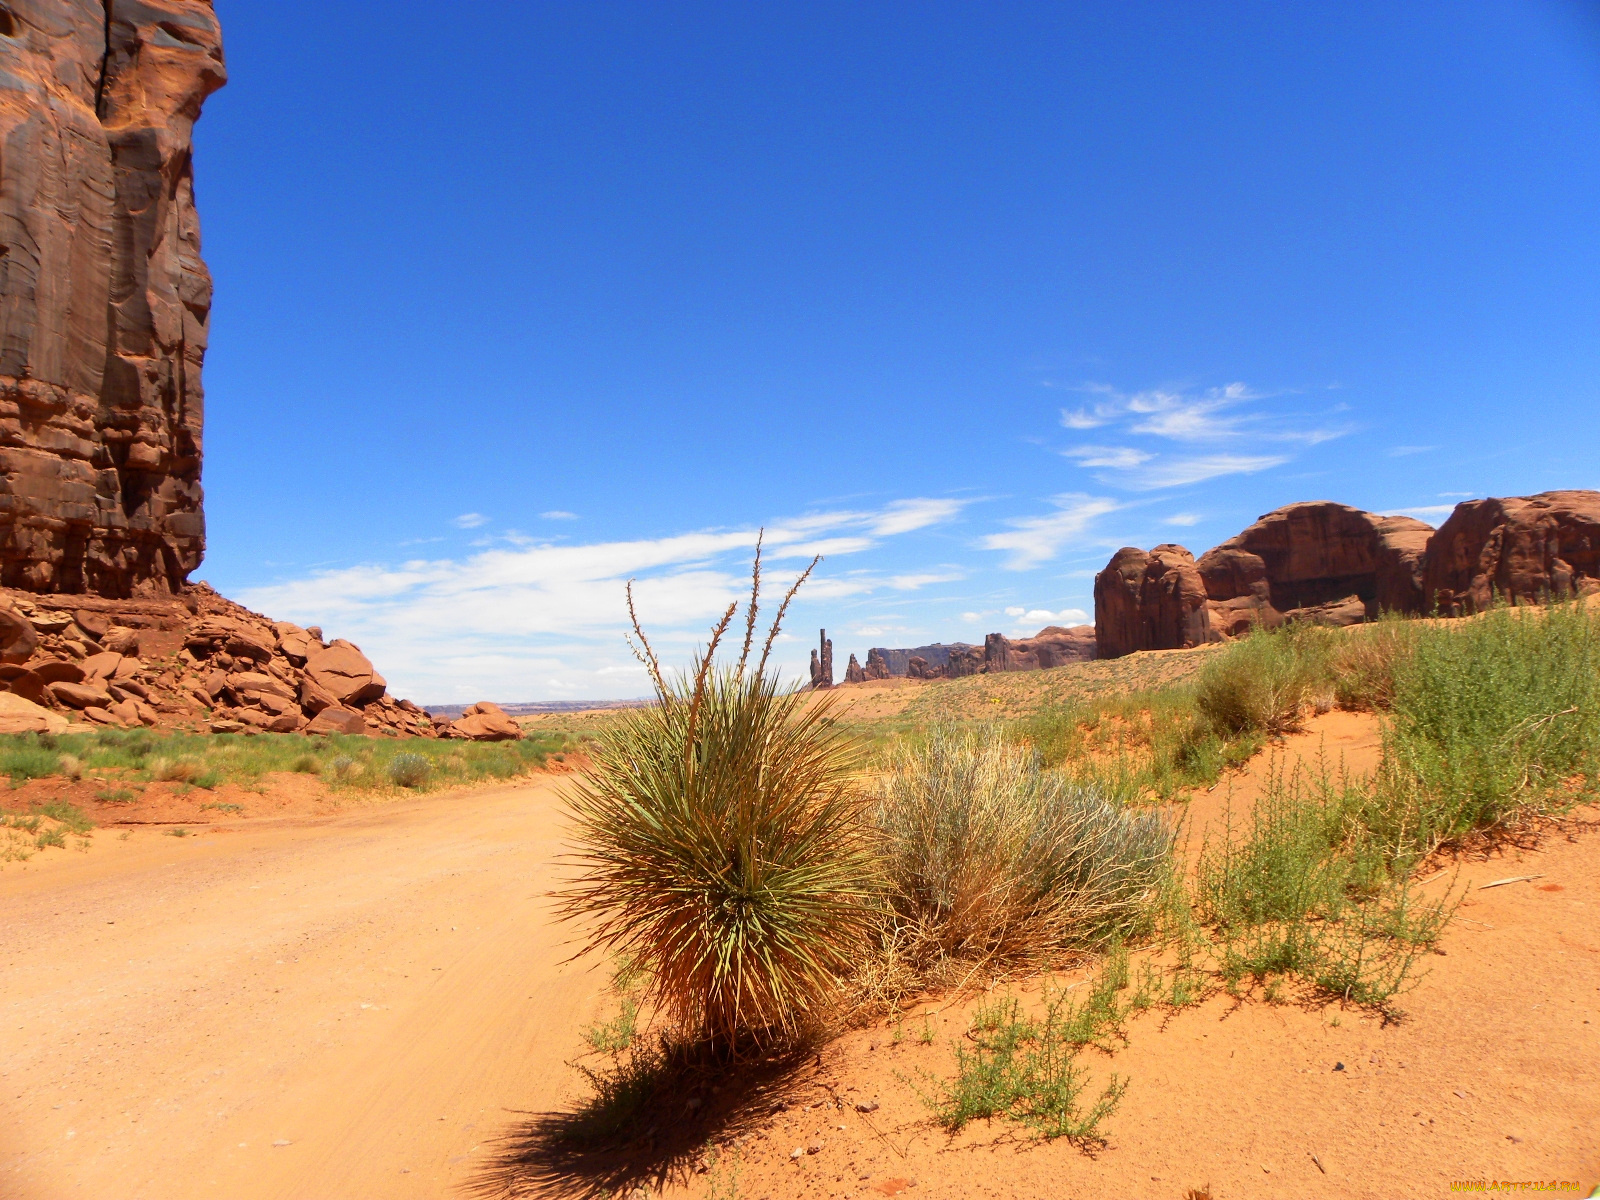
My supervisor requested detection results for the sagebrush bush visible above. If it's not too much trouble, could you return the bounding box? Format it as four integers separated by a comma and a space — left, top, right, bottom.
1330, 615, 1417, 711
150, 757, 202, 784
1196, 621, 1335, 737
386, 753, 431, 788
1365, 599, 1600, 855
874, 727, 1172, 973
560, 548, 878, 1044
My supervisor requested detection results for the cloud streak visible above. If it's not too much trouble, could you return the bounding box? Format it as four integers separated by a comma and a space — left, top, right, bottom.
234, 498, 970, 703
980, 494, 1120, 570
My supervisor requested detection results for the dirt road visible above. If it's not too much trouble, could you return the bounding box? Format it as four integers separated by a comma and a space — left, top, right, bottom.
0, 778, 603, 1200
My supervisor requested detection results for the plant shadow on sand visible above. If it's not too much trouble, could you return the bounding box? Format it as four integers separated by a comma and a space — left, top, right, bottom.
465, 1033, 825, 1199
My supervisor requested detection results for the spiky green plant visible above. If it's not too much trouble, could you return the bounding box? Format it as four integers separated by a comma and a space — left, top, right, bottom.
559, 543, 879, 1045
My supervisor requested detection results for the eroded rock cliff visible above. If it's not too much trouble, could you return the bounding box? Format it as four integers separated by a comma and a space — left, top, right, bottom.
1093, 492, 1600, 659
0, 0, 224, 597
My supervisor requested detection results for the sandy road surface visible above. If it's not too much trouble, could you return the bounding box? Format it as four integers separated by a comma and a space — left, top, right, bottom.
1, 778, 602, 1200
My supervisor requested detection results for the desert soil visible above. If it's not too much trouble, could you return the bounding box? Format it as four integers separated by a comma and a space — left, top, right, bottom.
2, 715, 1597, 1200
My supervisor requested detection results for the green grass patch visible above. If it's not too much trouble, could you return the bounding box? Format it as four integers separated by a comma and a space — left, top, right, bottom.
0, 728, 579, 796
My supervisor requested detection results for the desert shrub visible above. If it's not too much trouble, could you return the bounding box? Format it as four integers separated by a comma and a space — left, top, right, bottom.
328, 754, 359, 781
1329, 614, 1418, 711
560, 548, 878, 1045
149, 757, 203, 783
58, 754, 83, 781
874, 727, 1172, 975
1194, 761, 1453, 1008
386, 752, 431, 788
291, 754, 321, 774
1196, 622, 1335, 737
919, 958, 1131, 1142
1361, 599, 1600, 856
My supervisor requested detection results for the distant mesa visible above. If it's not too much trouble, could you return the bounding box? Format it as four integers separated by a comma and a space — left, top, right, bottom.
1093, 491, 1600, 659
832, 625, 1095, 686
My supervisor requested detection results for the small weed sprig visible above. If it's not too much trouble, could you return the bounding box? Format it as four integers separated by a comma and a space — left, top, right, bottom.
916, 950, 1136, 1144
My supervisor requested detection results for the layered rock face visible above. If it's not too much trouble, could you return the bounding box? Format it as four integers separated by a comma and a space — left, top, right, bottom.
851, 626, 1096, 682
1094, 545, 1211, 659
0, 0, 224, 597
1093, 492, 1600, 659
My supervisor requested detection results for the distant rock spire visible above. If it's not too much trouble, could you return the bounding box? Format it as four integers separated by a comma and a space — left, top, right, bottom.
809, 628, 834, 689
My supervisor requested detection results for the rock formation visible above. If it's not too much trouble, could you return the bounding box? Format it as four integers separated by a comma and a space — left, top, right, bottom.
443, 701, 522, 742
808, 628, 833, 689
843, 653, 865, 684
1092, 492, 1600, 658
852, 625, 1096, 681
0, 583, 440, 736
1, 0, 226, 597
1423, 491, 1600, 615
1094, 545, 1211, 659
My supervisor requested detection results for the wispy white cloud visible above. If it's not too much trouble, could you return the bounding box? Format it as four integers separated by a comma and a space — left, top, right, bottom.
1394, 504, 1455, 518
453, 512, 489, 529
869, 497, 968, 535
1387, 446, 1435, 458
1053, 381, 1348, 492
1004, 605, 1089, 625
233, 499, 968, 703
1163, 512, 1203, 526
540, 510, 579, 520
1121, 454, 1289, 491
980, 494, 1120, 570
1062, 445, 1153, 470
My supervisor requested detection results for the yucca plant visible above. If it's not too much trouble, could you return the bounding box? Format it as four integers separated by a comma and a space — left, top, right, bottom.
559, 543, 878, 1045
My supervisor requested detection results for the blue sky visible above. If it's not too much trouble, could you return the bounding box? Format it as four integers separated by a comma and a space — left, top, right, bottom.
195, 1, 1600, 702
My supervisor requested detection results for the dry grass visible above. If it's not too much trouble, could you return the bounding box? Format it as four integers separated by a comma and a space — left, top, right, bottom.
868, 727, 1172, 998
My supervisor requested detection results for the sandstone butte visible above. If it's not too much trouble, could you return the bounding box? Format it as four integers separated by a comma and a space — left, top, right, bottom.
1093, 491, 1600, 659
0, 2, 508, 739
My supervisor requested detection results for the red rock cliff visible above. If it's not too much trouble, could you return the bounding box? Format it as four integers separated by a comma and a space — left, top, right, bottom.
0, 0, 224, 597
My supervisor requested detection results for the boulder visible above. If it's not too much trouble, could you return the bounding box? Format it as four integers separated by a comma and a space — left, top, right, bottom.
306, 641, 385, 706
448, 702, 522, 741
0, 607, 39, 664
0, 666, 48, 705
1423, 491, 1600, 615
73, 611, 111, 640
27, 611, 74, 634
31, 660, 86, 685
274, 622, 319, 665
80, 706, 123, 727
230, 671, 296, 701
102, 627, 141, 656
82, 652, 124, 683
306, 707, 366, 736
299, 677, 340, 716
0, 693, 69, 735
48, 680, 112, 710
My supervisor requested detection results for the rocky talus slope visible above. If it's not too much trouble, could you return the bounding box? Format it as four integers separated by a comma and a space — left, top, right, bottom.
0, 584, 448, 736
1095, 490, 1600, 658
